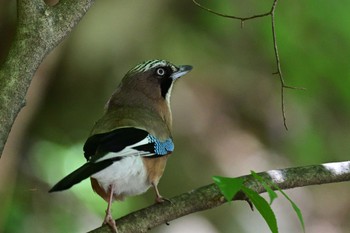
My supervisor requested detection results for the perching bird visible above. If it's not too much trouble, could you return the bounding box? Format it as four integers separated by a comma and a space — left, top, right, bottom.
49, 59, 192, 232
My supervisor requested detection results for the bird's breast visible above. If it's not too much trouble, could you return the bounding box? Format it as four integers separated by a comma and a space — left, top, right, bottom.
91, 155, 150, 201
142, 155, 169, 185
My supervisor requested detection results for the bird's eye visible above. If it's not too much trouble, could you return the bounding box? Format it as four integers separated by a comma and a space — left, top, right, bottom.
156, 68, 166, 76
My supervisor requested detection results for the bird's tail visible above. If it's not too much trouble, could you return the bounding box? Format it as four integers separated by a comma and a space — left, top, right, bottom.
49, 160, 113, 192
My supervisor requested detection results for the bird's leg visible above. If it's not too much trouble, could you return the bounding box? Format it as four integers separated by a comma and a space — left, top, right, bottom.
152, 183, 171, 204
103, 185, 118, 233
152, 183, 172, 226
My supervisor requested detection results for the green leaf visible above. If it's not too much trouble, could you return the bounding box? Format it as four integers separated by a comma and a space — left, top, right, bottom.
250, 171, 278, 205
213, 172, 305, 233
242, 186, 278, 233
212, 176, 244, 202
290, 201, 305, 233
268, 182, 305, 233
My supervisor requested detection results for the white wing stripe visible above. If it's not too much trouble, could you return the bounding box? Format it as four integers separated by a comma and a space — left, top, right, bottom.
95, 137, 153, 162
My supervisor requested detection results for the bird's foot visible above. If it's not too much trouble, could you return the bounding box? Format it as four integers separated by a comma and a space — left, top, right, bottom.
155, 195, 172, 204
152, 183, 173, 204
103, 213, 118, 233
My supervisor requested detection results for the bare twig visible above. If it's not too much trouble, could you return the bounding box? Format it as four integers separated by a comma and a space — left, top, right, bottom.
89, 161, 350, 233
269, 0, 289, 130
192, 0, 305, 130
192, 0, 271, 22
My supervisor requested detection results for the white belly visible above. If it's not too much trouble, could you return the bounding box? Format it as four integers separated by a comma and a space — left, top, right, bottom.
91, 155, 151, 198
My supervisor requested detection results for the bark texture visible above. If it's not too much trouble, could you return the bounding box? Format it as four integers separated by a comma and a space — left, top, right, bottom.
0, 0, 95, 156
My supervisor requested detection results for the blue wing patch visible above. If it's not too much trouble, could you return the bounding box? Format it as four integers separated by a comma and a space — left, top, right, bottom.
147, 134, 174, 155
133, 134, 174, 157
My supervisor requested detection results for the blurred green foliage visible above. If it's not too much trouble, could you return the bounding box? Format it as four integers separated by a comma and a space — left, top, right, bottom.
1, 0, 350, 233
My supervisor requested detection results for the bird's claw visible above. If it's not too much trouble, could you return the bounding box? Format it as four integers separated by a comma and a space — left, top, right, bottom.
103, 214, 118, 233
155, 196, 173, 205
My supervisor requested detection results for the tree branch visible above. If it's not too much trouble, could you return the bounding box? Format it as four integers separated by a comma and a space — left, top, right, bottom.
88, 161, 350, 233
192, 0, 306, 130
0, 0, 95, 157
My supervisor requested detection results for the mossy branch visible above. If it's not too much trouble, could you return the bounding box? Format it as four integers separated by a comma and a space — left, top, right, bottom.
88, 161, 350, 233
0, 0, 95, 157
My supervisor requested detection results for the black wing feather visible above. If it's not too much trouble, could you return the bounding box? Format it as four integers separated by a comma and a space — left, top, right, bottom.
49, 160, 113, 192
83, 127, 149, 161
133, 143, 155, 154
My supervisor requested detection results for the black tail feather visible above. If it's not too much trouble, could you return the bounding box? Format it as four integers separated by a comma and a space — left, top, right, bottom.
49, 160, 113, 192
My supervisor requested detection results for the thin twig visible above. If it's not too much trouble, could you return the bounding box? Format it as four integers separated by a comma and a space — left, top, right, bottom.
269, 0, 289, 129
192, 0, 271, 22
192, 0, 305, 130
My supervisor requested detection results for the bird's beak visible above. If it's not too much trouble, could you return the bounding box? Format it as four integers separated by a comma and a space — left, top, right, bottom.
171, 65, 193, 80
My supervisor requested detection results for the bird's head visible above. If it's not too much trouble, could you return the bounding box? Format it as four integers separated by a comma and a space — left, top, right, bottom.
119, 59, 192, 102
105, 60, 192, 128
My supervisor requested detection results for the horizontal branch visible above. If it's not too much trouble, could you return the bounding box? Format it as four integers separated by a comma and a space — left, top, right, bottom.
89, 161, 350, 233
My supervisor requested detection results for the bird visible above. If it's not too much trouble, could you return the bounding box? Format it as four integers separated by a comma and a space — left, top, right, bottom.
49, 59, 192, 232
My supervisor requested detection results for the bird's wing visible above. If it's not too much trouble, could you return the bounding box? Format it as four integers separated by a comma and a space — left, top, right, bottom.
83, 127, 149, 161
84, 127, 174, 162
49, 127, 174, 192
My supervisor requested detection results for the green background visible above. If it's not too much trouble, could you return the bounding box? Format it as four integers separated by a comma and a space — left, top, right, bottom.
1, 1, 349, 232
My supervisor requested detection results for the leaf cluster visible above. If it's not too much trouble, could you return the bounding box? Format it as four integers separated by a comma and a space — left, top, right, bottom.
213, 171, 305, 233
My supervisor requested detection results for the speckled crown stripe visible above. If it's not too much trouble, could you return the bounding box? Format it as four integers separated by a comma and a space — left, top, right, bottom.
127, 59, 177, 74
